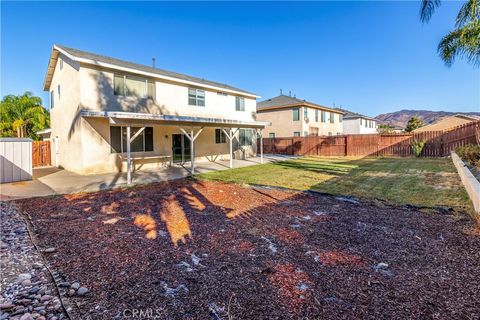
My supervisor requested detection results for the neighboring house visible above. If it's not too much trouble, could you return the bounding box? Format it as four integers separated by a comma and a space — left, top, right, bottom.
256, 95, 345, 137
36, 128, 52, 141
337, 109, 378, 134
413, 114, 480, 133
43, 45, 268, 177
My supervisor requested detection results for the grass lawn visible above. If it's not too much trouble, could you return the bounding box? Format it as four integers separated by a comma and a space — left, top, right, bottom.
198, 157, 472, 213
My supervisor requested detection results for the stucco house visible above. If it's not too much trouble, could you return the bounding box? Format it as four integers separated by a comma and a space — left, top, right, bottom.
43, 45, 269, 182
256, 95, 345, 137
413, 114, 480, 133
338, 109, 378, 134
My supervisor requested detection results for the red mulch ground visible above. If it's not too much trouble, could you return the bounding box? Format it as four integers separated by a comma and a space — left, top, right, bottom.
15, 179, 480, 319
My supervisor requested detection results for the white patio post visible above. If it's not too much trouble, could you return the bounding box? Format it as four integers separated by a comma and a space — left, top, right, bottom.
222, 128, 238, 169
179, 127, 204, 175
259, 128, 264, 164
126, 125, 132, 185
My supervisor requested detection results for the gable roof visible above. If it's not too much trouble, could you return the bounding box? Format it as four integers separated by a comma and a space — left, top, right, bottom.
43, 45, 258, 98
257, 95, 344, 114
413, 114, 480, 132
334, 108, 376, 121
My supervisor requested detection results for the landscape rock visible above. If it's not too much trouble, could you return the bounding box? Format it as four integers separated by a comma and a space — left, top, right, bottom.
77, 287, 89, 296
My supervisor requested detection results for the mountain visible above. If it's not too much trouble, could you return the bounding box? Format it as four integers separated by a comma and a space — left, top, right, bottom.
375, 110, 480, 128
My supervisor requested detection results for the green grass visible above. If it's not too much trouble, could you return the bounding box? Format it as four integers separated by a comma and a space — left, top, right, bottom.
198, 157, 473, 213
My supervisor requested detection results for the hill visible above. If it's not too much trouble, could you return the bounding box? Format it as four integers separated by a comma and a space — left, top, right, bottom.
375, 110, 480, 128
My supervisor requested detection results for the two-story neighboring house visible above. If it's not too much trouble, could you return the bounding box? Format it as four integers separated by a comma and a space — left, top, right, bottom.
43, 45, 268, 180
256, 95, 345, 138
339, 110, 378, 134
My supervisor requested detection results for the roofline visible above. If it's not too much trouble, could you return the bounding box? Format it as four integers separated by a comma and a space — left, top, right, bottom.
343, 115, 376, 121
80, 110, 270, 128
257, 103, 345, 114
43, 45, 260, 98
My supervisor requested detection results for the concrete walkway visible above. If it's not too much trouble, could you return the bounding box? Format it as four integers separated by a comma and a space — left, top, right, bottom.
0, 155, 295, 200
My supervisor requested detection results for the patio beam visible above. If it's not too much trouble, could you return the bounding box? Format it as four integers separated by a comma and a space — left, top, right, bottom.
222, 128, 239, 169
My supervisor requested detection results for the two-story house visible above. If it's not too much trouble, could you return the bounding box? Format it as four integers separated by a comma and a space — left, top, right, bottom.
339, 109, 378, 134
256, 95, 345, 137
43, 45, 268, 181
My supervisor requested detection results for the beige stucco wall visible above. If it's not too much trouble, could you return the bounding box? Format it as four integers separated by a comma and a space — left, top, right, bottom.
257, 106, 343, 137
48, 53, 84, 172
48, 60, 258, 174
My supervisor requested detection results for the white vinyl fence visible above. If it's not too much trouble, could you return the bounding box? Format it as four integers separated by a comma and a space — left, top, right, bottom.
0, 138, 33, 183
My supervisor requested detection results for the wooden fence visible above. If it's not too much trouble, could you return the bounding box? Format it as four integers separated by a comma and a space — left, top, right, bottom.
32, 141, 51, 167
260, 120, 479, 157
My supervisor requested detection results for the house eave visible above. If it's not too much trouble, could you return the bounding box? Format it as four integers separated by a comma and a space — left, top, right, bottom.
80, 110, 271, 129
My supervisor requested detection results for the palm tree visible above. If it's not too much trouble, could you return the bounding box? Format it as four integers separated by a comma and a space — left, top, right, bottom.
420, 0, 480, 67
0, 92, 50, 140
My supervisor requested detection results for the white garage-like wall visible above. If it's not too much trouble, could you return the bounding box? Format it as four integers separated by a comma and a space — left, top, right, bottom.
0, 138, 33, 183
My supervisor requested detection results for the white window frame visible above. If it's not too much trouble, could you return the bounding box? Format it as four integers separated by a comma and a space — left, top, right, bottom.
235, 96, 245, 111
114, 74, 155, 99
188, 88, 205, 106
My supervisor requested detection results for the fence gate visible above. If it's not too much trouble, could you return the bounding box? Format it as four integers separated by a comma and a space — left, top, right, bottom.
32, 141, 51, 167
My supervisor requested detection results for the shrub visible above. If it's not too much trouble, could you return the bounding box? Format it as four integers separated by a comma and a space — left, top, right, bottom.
455, 144, 480, 167
411, 140, 426, 157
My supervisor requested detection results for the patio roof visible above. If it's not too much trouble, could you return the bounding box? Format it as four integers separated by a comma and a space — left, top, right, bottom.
80, 110, 270, 129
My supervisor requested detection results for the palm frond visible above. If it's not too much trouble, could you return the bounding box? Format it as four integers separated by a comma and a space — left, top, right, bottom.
456, 0, 480, 27
438, 22, 480, 67
420, 0, 442, 23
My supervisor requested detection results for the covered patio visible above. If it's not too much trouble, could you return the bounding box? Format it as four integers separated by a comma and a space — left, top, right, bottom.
81, 110, 270, 185
0, 155, 294, 200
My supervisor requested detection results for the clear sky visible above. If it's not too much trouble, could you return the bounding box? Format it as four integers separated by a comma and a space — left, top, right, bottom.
1, 1, 479, 117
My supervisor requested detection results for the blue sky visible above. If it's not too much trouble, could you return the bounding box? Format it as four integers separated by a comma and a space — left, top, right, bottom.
1, 1, 478, 116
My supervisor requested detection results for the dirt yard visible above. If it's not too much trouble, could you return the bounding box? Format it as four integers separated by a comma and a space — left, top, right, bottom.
15, 179, 480, 319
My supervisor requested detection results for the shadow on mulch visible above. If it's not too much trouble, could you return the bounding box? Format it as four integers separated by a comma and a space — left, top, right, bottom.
15, 178, 480, 319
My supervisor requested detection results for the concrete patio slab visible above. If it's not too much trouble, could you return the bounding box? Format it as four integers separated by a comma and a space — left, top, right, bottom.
0, 155, 295, 200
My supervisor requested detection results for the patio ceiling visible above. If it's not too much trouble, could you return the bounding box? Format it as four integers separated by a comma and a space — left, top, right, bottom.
80, 110, 271, 129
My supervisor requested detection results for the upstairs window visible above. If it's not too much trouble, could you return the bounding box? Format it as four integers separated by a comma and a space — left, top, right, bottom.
293, 131, 301, 137
239, 129, 253, 146
304, 107, 308, 119
235, 96, 245, 111
269, 133, 275, 138
315, 109, 319, 122
215, 129, 227, 144
339, 114, 343, 122
217, 92, 228, 96
57, 85, 61, 100
188, 88, 205, 106
360, 118, 363, 125
50, 90, 54, 109
114, 74, 155, 99
330, 112, 334, 123
59, 58, 63, 70
321, 111, 326, 122
292, 108, 300, 121
110, 126, 153, 153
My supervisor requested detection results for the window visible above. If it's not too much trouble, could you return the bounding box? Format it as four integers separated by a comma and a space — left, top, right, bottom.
315, 109, 319, 122
303, 131, 308, 136
360, 118, 363, 125
293, 108, 300, 121
321, 111, 326, 122
329, 112, 334, 123
339, 114, 343, 122
50, 90, 54, 109
59, 58, 63, 70
293, 132, 301, 137
239, 129, 253, 146
217, 92, 228, 96
188, 88, 205, 106
269, 133, 275, 138
113, 74, 155, 99
235, 96, 245, 111
57, 85, 61, 100
337, 132, 342, 135
365, 119, 368, 127
215, 129, 227, 144
110, 126, 153, 153
328, 132, 332, 136
304, 107, 308, 119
